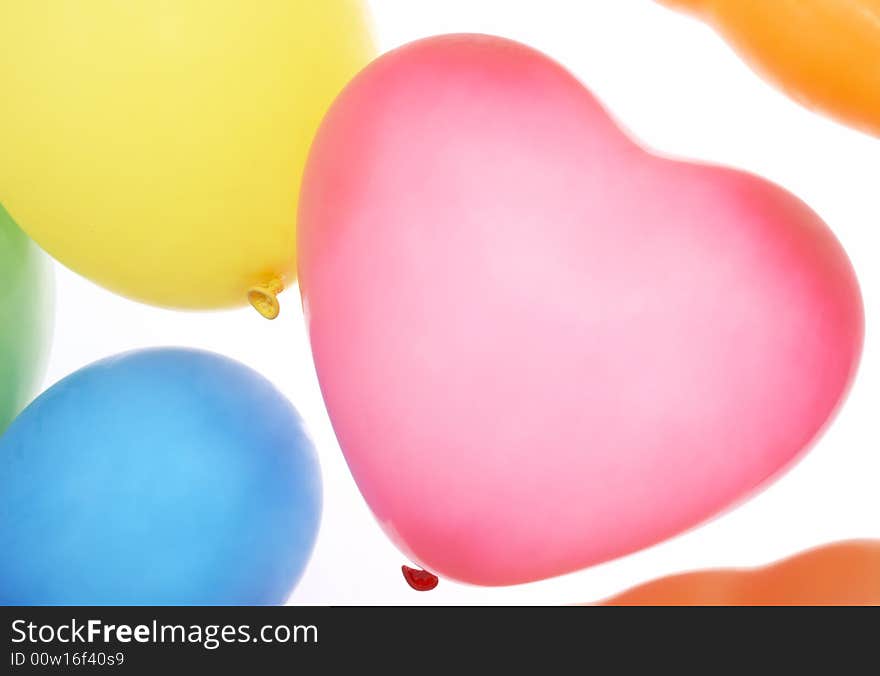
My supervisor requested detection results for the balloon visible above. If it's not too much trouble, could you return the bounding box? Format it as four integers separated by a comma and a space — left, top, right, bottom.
0, 1, 374, 318
658, 0, 880, 136
0, 204, 53, 433
602, 541, 880, 605
298, 35, 864, 586
0, 348, 321, 605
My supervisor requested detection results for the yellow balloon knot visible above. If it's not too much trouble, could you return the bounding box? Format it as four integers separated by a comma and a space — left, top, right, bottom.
248, 278, 284, 320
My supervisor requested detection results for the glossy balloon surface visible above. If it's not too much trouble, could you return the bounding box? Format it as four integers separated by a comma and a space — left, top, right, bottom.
0, 1, 374, 313
298, 35, 863, 585
0, 349, 321, 604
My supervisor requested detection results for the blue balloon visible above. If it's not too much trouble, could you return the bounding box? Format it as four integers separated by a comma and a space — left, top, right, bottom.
0, 348, 321, 605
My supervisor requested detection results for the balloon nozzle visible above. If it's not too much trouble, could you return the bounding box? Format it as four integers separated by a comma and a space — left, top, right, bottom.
248, 278, 284, 320
401, 565, 439, 591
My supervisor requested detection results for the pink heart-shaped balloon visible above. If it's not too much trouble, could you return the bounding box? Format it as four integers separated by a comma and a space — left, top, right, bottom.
298, 35, 863, 585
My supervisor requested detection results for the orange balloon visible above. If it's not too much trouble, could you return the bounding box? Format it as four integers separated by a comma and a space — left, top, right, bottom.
602, 541, 880, 605
659, 0, 880, 136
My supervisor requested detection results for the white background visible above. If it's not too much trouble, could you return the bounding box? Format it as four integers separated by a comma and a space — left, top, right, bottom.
40, 0, 879, 604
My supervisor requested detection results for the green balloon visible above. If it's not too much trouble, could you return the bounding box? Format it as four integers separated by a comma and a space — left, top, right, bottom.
0, 203, 53, 433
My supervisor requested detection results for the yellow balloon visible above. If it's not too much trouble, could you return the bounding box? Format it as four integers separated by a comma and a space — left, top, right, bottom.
0, 1, 374, 317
